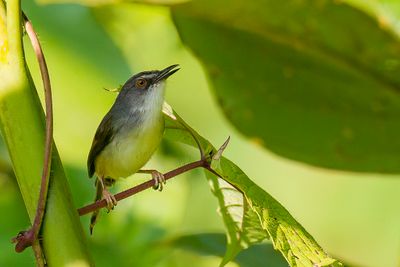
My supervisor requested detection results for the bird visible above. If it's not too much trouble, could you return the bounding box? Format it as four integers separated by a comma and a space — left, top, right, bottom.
87, 64, 179, 234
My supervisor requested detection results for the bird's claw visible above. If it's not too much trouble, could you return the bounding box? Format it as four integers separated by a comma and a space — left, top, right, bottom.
102, 189, 117, 212
151, 171, 166, 191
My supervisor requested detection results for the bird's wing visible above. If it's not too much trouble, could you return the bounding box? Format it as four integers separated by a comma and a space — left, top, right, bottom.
87, 113, 115, 178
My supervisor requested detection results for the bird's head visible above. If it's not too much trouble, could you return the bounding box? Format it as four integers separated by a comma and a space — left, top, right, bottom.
117, 64, 180, 111
123, 64, 179, 93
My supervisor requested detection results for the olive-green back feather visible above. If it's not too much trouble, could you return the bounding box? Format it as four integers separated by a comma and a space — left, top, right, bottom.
87, 113, 115, 178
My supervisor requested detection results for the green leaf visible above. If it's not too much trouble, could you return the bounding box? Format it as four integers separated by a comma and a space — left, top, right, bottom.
171, 0, 400, 173
166, 233, 288, 267
212, 157, 341, 267
163, 104, 342, 267
204, 170, 268, 265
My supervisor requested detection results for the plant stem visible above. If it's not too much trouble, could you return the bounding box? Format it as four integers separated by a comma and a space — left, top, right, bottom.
24, 13, 53, 242
11, 13, 54, 262
0, 2, 92, 265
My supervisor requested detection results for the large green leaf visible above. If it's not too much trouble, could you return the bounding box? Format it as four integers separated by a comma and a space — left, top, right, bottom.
171, 0, 400, 173
163, 104, 342, 266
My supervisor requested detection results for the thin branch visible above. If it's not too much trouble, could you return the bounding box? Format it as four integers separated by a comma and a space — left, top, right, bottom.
78, 159, 207, 216
78, 136, 233, 216
24, 9, 54, 244
12, 12, 53, 262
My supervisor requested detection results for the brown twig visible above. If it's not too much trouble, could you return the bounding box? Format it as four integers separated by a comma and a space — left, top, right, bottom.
12, 12, 53, 265
78, 159, 207, 216
78, 136, 231, 216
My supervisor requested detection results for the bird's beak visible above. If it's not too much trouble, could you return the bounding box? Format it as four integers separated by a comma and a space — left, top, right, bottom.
155, 64, 180, 83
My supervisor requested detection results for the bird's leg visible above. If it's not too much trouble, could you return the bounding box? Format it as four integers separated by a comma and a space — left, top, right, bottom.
137, 169, 165, 191
97, 176, 117, 211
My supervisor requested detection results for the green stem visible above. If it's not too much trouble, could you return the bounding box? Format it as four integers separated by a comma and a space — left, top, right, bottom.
0, 1, 93, 266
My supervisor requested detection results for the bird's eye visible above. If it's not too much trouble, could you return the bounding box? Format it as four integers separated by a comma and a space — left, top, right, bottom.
135, 78, 147, 89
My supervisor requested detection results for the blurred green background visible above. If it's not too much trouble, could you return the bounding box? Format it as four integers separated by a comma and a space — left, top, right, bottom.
1, 0, 400, 266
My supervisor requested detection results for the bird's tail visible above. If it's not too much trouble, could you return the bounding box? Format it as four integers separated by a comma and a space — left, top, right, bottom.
89, 179, 103, 235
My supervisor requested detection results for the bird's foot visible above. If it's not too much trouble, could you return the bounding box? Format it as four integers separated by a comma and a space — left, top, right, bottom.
151, 170, 166, 191
102, 189, 117, 212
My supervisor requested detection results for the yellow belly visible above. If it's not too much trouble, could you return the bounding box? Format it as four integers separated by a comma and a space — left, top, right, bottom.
95, 117, 164, 179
